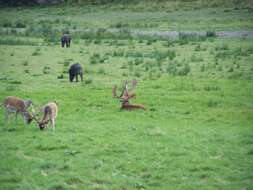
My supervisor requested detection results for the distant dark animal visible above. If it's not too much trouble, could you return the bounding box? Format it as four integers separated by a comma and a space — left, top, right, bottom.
69, 63, 83, 82
61, 34, 71, 48
113, 79, 146, 110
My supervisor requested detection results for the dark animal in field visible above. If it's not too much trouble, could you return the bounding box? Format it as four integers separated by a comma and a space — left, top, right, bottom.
3, 96, 33, 125
61, 34, 71, 48
33, 102, 58, 130
113, 79, 146, 110
69, 63, 83, 82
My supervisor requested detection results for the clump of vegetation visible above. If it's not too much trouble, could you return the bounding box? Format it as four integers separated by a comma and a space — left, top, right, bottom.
215, 44, 229, 51
97, 67, 106, 75
8, 80, 22, 85
2, 20, 12, 27
6, 86, 17, 91
32, 48, 41, 56
206, 31, 216, 37
191, 54, 203, 62
203, 86, 221, 91
57, 74, 64, 79
84, 78, 93, 84
15, 20, 26, 28
177, 63, 191, 76
113, 49, 125, 57
24, 69, 29, 73
90, 53, 100, 64
43, 66, 50, 74
22, 60, 29, 66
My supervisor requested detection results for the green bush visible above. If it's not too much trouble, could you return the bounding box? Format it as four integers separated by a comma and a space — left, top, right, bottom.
15, 20, 26, 28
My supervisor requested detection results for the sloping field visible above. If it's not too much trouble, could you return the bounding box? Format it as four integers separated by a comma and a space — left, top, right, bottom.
0, 3, 253, 190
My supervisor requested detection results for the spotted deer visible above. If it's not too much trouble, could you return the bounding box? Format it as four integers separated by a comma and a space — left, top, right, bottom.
3, 96, 33, 125
112, 79, 145, 110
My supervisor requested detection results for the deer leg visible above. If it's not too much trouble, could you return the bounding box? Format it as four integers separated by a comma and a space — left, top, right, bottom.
80, 73, 83, 81
15, 111, 18, 125
4, 109, 9, 126
51, 119, 55, 130
76, 75, 78, 82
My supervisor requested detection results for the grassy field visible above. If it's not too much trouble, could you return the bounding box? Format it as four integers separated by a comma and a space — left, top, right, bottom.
0, 2, 253, 190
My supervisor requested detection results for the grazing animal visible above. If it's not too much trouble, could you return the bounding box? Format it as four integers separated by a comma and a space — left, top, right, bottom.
3, 96, 33, 125
61, 34, 71, 48
33, 102, 58, 130
113, 79, 146, 110
69, 63, 83, 82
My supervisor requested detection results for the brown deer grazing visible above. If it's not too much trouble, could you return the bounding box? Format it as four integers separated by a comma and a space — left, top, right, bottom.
113, 79, 145, 110
33, 102, 58, 130
3, 96, 33, 125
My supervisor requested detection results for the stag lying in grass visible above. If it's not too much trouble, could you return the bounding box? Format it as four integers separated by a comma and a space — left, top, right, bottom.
113, 79, 145, 110
33, 102, 58, 130
3, 96, 33, 125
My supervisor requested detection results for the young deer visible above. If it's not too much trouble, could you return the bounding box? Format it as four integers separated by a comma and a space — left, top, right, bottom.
3, 96, 33, 125
113, 79, 145, 110
33, 102, 58, 130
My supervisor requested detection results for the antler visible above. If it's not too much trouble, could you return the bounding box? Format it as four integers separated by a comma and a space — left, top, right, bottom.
32, 113, 40, 124
113, 81, 127, 99
113, 79, 137, 101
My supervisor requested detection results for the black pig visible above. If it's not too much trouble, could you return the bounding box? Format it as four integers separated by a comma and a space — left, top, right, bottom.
69, 63, 83, 82
61, 34, 71, 48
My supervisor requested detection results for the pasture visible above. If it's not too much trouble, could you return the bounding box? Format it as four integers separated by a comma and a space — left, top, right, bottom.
0, 2, 253, 190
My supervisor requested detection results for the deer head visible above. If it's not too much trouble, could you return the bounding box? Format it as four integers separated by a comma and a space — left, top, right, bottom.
112, 79, 137, 104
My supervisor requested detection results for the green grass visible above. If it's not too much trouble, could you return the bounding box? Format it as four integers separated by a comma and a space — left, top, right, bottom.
0, 4, 253, 190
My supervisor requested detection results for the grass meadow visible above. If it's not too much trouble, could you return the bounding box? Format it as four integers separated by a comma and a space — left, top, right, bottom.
0, 3, 253, 190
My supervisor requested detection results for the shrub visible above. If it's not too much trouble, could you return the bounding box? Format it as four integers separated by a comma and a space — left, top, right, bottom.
125, 50, 143, 58
191, 54, 203, 62
166, 62, 177, 75
84, 78, 93, 84
179, 32, 206, 42
22, 60, 29, 66
122, 71, 128, 76
227, 67, 234, 72
0, 38, 38, 46
32, 48, 41, 56
204, 86, 220, 91
43, 66, 50, 74
134, 69, 142, 78
57, 74, 64, 79
134, 58, 143, 65
8, 80, 22, 85
120, 63, 128, 69
207, 100, 218, 108
24, 69, 29, 73
128, 61, 134, 72
215, 44, 229, 51
177, 63, 191, 76
90, 53, 100, 64
2, 21, 12, 27
200, 64, 205, 72
206, 31, 216, 37
113, 49, 124, 57
15, 20, 26, 28
97, 67, 105, 75
167, 50, 176, 60
6, 86, 17, 91
93, 39, 101, 44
